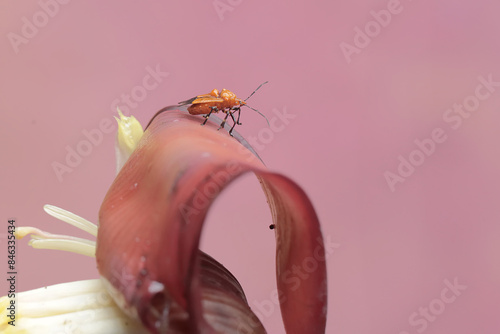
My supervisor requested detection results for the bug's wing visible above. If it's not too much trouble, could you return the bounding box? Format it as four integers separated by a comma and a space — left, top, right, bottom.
178, 96, 198, 105
178, 95, 224, 105
190, 96, 224, 105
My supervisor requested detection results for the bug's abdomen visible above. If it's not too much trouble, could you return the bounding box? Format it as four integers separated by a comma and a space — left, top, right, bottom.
187, 103, 220, 115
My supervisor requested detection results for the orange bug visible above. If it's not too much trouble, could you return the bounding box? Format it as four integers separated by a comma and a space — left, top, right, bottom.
178, 81, 269, 135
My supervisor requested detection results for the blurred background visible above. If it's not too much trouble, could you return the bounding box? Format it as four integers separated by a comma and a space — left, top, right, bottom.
1, 1, 500, 333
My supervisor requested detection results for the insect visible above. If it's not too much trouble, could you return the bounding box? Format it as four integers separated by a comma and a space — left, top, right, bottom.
178, 81, 269, 136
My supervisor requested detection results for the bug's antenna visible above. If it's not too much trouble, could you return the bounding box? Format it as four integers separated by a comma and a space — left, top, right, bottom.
244, 81, 269, 101
244, 105, 270, 127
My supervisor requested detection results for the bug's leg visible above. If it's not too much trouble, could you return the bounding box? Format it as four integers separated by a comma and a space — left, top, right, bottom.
218, 110, 230, 131
235, 107, 242, 125
202, 106, 218, 126
228, 111, 238, 136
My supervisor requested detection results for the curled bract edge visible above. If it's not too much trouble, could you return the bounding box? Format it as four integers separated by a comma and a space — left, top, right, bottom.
96, 110, 328, 333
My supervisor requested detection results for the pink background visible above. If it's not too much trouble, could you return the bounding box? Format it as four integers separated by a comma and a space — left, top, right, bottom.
2, 1, 500, 333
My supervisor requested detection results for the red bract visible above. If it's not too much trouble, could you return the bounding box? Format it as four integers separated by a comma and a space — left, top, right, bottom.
96, 110, 327, 333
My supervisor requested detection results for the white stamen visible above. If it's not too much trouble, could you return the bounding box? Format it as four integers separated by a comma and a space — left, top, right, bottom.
29, 239, 96, 257
15, 224, 96, 257
43, 204, 98, 237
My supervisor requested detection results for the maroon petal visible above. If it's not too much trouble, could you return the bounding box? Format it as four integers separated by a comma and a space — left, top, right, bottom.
96, 110, 327, 333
